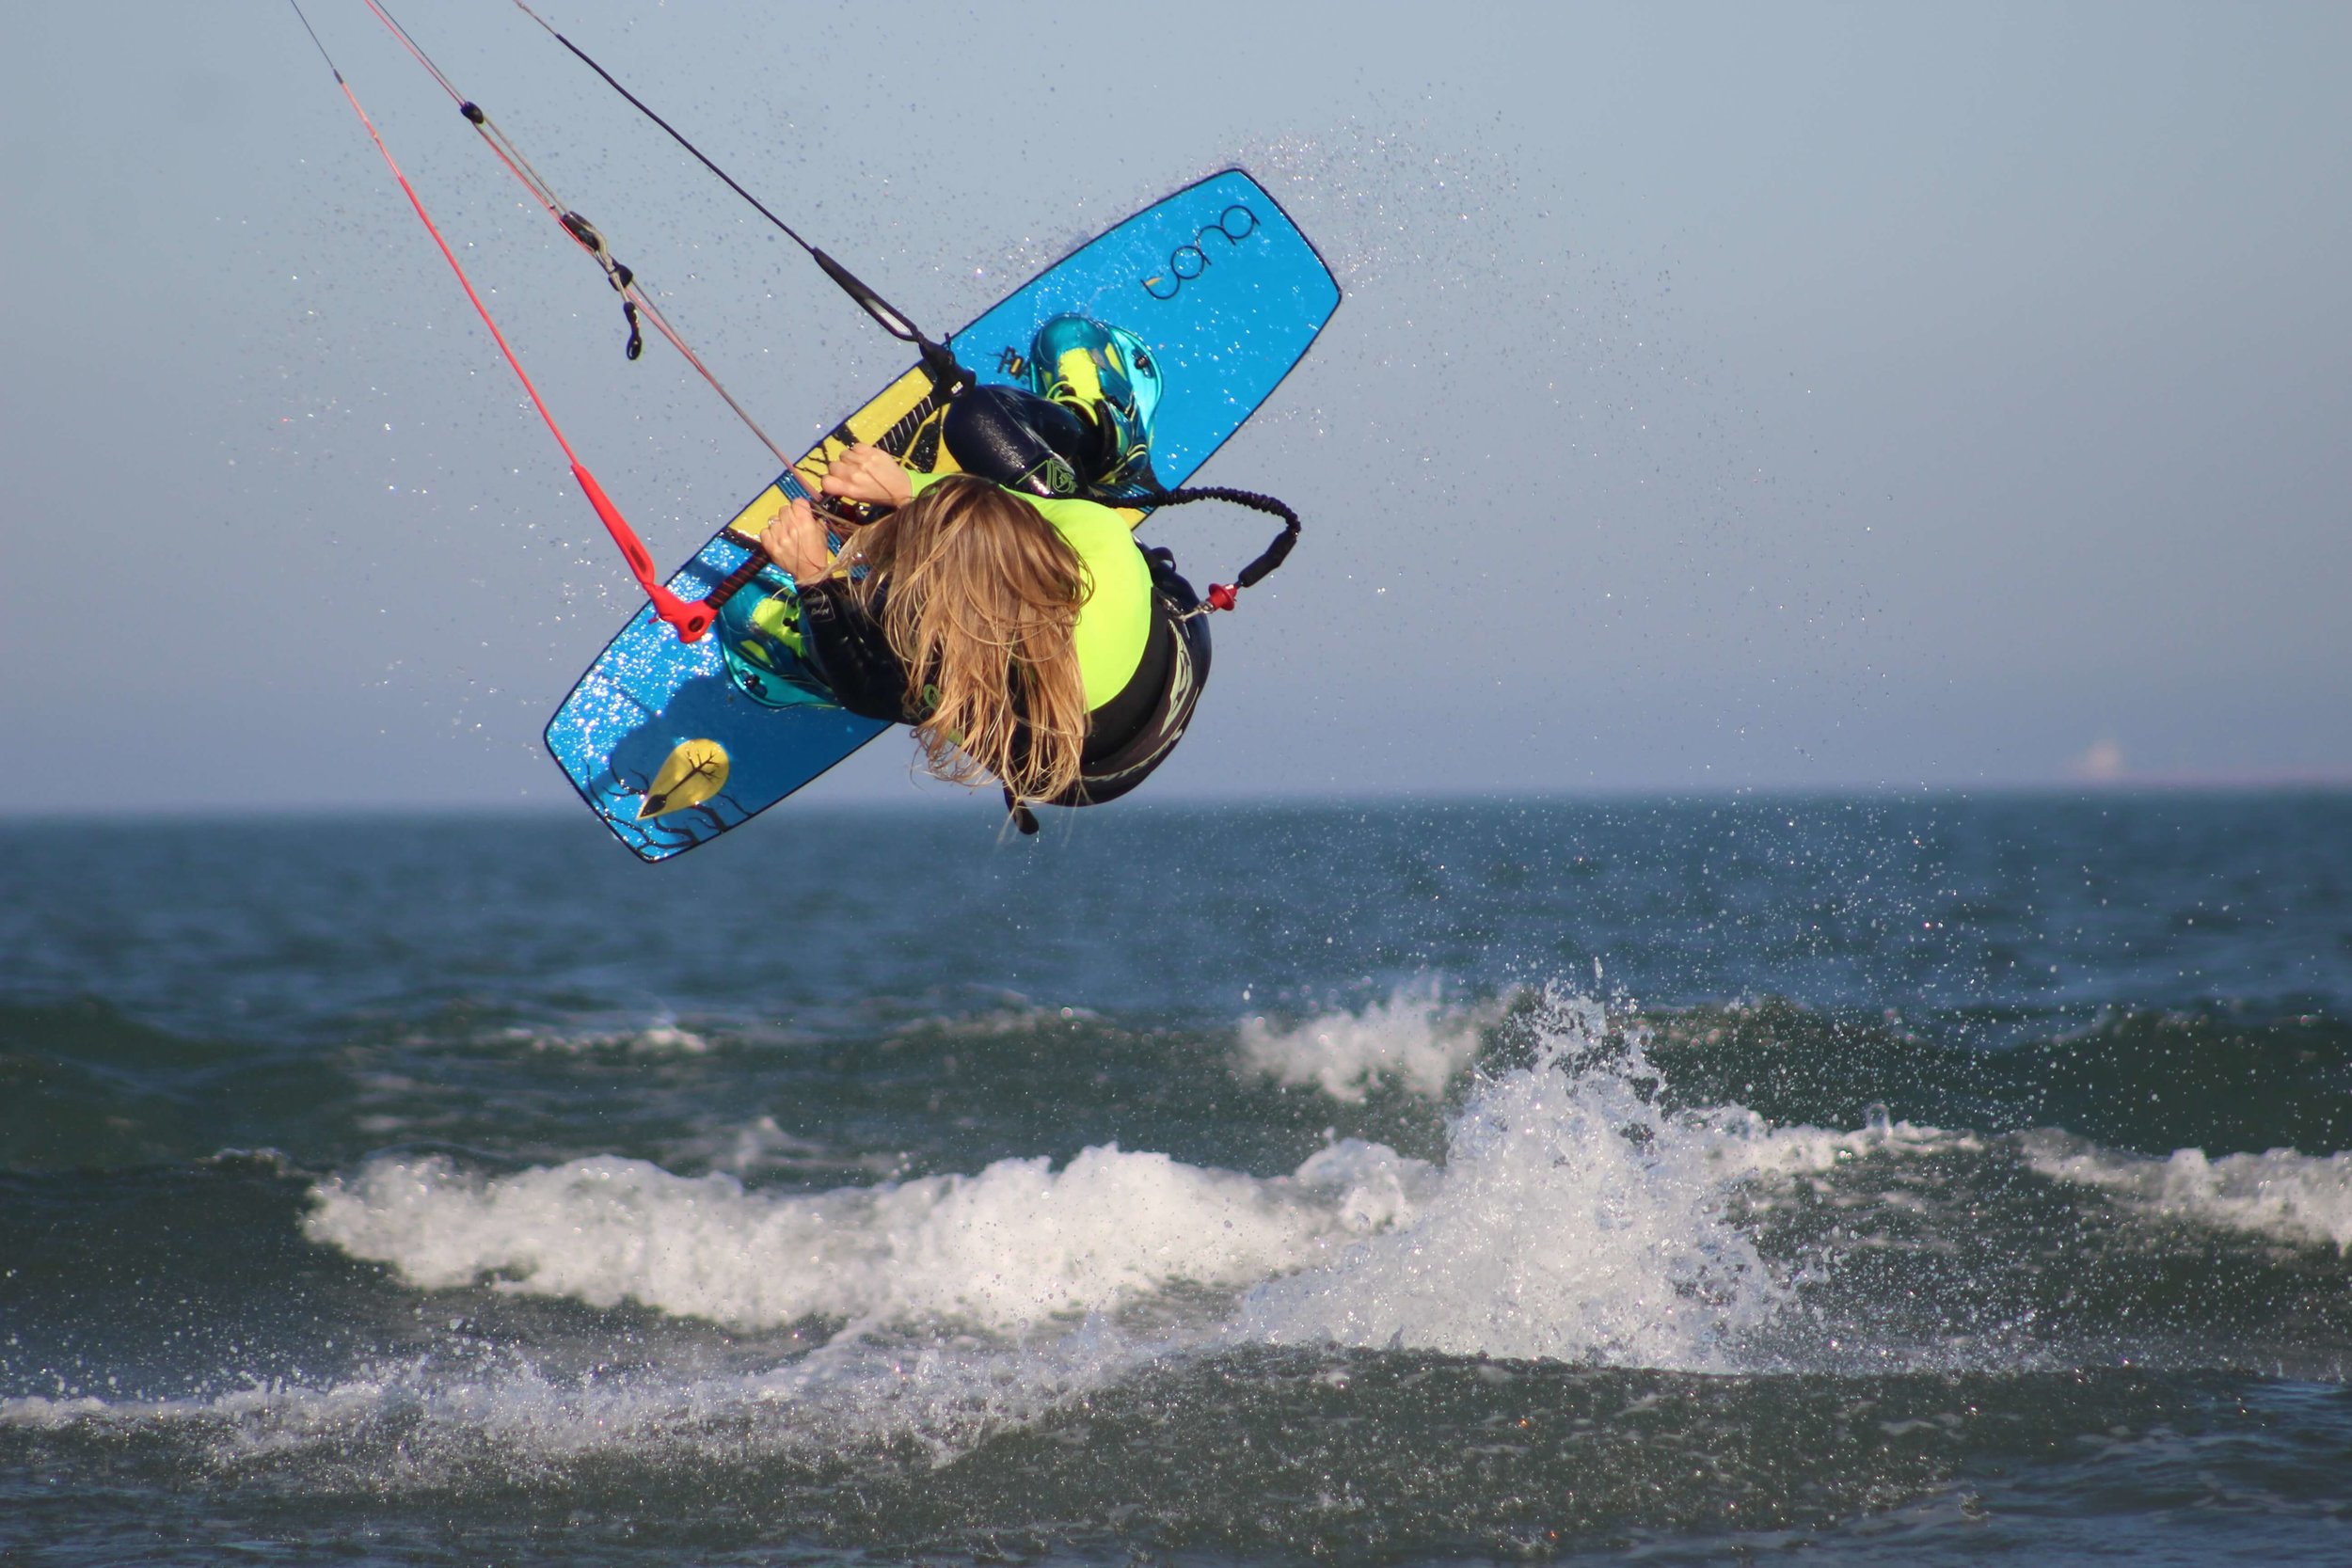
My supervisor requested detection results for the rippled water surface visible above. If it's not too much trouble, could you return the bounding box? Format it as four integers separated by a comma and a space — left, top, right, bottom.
6, 795, 2351, 1563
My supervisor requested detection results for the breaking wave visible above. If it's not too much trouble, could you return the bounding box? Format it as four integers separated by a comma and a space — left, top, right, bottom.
1233, 982, 1494, 1101
2024, 1133, 2352, 1253
16, 982, 2352, 1490
300, 990, 1976, 1374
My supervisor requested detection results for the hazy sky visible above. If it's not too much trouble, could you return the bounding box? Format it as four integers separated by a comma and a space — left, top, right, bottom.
4, 1, 2346, 814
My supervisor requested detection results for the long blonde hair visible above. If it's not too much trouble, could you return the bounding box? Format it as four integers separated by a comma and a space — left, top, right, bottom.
843, 475, 1091, 804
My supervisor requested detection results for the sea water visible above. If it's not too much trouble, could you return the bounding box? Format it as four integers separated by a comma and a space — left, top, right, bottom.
5, 795, 2351, 1563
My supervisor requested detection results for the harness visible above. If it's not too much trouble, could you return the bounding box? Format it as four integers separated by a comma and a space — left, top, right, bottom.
989, 494, 1295, 832
1009, 546, 1215, 832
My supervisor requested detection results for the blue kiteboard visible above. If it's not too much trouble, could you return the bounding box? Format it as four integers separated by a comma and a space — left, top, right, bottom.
544, 169, 1340, 861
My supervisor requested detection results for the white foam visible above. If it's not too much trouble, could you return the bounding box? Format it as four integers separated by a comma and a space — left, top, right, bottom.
498, 1021, 713, 1056
300, 990, 1973, 1382
1236, 993, 1787, 1369
1708, 1105, 1983, 1181
22, 992, 2042, 1481
2024, 1133, 2352, 1252
305, 1140, 1425, 1337
893, 1001, 1103, 1039
1234, 982, 1493, 1101
0, 1323, 1152, 1475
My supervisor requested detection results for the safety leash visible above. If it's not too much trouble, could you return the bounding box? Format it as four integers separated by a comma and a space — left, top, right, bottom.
1136, 485, 1303, 610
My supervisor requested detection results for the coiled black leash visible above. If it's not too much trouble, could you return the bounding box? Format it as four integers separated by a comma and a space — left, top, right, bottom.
1137, 485, 1303, 610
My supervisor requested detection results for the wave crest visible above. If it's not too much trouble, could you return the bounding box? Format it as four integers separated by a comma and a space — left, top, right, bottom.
1234, 982, 1493, 1101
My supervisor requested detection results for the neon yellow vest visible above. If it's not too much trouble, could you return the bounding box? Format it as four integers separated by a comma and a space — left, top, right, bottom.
904, 470, 1152, 711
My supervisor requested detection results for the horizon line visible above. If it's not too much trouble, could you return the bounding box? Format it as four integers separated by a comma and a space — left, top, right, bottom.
4, 775, 2349, 827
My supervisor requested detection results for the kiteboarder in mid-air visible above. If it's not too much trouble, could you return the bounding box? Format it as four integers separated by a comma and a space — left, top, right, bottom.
293, 0, 1317, 848
719, 316, 1213, 827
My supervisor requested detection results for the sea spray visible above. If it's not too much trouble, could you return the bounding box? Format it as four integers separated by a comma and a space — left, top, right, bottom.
1236, 988, 1787, 1368
305, 985, 1911, 1370
13, 800, 2352, 1560
26, 971, 2349, 1509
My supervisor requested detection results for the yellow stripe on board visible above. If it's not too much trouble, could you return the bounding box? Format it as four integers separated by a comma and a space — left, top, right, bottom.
722, 365, 942, 546
722, 362, 1149, 545
720, 483, 790, 548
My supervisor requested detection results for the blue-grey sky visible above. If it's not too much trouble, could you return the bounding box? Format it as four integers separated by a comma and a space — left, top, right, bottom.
4, 1, 2346, 814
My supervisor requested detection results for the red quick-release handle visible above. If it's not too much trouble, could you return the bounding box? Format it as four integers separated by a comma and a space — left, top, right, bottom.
572, 463, 717, 642
306, 61, 732, 651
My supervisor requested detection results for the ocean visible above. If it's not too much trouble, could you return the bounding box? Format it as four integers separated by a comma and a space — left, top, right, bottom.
5, 794, 2350, 1563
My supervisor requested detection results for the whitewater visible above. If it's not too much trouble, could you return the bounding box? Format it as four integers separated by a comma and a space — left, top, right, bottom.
8, 798, 2352, 1563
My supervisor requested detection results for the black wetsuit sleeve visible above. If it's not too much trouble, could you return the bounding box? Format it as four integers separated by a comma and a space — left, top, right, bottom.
795, 580, 918, 724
